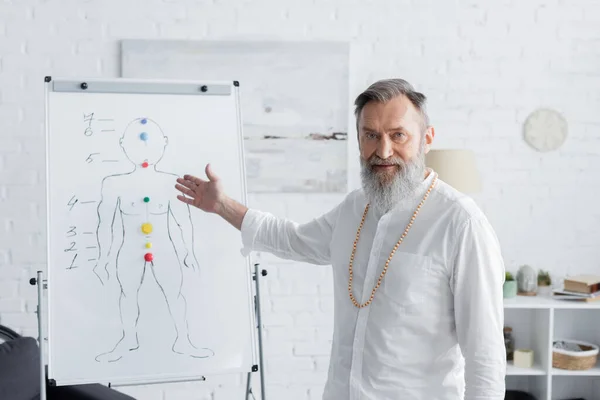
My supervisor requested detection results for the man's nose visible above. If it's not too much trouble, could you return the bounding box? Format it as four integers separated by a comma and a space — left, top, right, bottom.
375, 136, 393, 159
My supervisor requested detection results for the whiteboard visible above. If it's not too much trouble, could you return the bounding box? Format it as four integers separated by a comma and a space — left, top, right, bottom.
44, 77, 257, 386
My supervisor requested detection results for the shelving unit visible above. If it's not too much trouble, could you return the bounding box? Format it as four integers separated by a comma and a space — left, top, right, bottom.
503, 296, 600, 400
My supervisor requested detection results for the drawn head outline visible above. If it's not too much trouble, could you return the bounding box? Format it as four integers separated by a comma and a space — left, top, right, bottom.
120, 117, 169, 167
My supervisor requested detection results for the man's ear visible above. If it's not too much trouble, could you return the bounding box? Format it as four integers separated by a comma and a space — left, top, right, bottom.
423, 126, 435, 154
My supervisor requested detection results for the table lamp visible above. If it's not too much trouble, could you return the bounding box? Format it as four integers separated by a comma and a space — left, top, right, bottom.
425, 149, 482, 193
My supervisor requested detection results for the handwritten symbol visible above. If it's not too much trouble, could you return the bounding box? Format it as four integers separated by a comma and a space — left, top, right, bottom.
86, 153, 100, 163
67, 253, 78, 270
64, 242, 76, 252
67, 195, 78, 211
83, 113, 94, 136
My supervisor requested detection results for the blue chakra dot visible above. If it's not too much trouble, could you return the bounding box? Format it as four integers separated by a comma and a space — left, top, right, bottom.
140, 118, 147, 124
140, 132, 149, 141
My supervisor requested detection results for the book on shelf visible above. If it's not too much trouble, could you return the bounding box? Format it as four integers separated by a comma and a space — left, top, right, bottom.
563, 274, 600, 294
552, 288, 600, 302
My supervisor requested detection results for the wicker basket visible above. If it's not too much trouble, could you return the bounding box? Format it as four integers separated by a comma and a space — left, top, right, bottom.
552, 339, 599, 371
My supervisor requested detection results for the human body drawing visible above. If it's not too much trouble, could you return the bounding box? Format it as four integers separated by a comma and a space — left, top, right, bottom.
93, 117, 214, 362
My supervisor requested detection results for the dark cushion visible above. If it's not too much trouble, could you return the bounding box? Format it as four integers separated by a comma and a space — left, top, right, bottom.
505, 390, 537, 400
0, 336, 41, 400
0, 335, 136, 400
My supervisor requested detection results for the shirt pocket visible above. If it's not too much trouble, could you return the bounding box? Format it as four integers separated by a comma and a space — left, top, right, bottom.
381, 251, 438, 307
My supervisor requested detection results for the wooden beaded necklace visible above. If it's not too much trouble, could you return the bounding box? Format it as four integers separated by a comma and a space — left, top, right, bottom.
348, 173, 438, 308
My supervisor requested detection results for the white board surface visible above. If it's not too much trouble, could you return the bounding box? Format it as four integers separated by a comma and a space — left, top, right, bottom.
44, 77, 256, 386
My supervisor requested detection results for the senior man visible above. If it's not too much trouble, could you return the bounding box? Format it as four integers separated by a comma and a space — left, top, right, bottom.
175, 78, 507, 400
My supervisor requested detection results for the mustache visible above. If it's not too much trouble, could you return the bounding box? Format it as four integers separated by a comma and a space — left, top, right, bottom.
368, 156, 404, 167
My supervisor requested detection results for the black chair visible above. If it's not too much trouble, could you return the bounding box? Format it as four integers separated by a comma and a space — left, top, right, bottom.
505, 390, 537, 400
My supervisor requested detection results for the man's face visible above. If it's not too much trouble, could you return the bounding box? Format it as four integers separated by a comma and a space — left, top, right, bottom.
358, 95, 434, 211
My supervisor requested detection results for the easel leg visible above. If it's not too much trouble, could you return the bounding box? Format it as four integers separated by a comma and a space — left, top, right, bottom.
245, 371, 253, 399
245, 263, 267, 400
31, 270, 47, 400
255, 264, 267, 398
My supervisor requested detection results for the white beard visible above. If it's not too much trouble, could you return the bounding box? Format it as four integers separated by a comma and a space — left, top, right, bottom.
360, 150, 426, 214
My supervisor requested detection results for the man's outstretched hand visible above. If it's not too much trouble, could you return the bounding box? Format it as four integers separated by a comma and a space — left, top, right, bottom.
175, 164, 224, 214
175, 163, 249, 231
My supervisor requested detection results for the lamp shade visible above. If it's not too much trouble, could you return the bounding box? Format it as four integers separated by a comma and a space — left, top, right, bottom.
425, 149, 482, 193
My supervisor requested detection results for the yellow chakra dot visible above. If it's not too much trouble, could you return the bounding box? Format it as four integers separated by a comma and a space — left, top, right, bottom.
141, 223, 153, 234
145, 242, 152, 249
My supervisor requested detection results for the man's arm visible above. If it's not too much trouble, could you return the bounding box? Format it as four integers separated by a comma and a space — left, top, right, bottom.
218, 196, 343, 266
451, 216, 506, 400
217, 196, 248, 230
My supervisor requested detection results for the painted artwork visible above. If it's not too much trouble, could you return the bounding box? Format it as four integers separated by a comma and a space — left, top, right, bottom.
121, 40, 350, 193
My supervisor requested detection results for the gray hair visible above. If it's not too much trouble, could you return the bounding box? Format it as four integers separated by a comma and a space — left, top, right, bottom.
353, 78, 430, 131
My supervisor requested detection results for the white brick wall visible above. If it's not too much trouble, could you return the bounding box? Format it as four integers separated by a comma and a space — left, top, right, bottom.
1, 0, 600, 399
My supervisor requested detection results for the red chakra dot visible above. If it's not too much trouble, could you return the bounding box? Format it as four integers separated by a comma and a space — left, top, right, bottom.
142, 162, 149, 168
144, 253, 153, 262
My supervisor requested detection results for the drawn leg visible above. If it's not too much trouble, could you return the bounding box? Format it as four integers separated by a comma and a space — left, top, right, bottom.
151, 254, 214, 358
95, 256, 146, 362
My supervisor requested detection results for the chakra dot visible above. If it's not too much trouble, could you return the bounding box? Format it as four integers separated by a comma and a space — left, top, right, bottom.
141, 223, 153, 234
140, 132, 149, 141
143, 197, 150, 203
140, 118, 147, 124
145, 242, 152, 249
144, 252, 153, 262
142, 162, 149, 168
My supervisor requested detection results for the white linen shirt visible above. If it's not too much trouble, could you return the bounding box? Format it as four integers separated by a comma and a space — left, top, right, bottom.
240, 170, 506, 400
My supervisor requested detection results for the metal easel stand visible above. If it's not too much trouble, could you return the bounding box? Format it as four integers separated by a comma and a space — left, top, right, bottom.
246, 263, 267, 400
28, 270, 208, 393
29, 265, 267, 400
30, 270, 47, 400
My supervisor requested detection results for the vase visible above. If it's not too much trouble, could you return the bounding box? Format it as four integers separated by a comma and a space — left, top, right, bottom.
503, 281, 517, 298
538, 285, 552, 296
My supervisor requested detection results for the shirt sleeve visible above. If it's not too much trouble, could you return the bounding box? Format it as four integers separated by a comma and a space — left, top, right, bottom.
239, 202, 343, 265
451, 216, 507, 400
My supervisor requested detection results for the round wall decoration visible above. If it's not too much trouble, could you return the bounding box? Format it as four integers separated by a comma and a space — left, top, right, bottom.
522, 108, 568, 152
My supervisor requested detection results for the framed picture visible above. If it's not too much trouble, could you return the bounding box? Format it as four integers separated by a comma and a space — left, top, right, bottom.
121, 39, 350, 193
